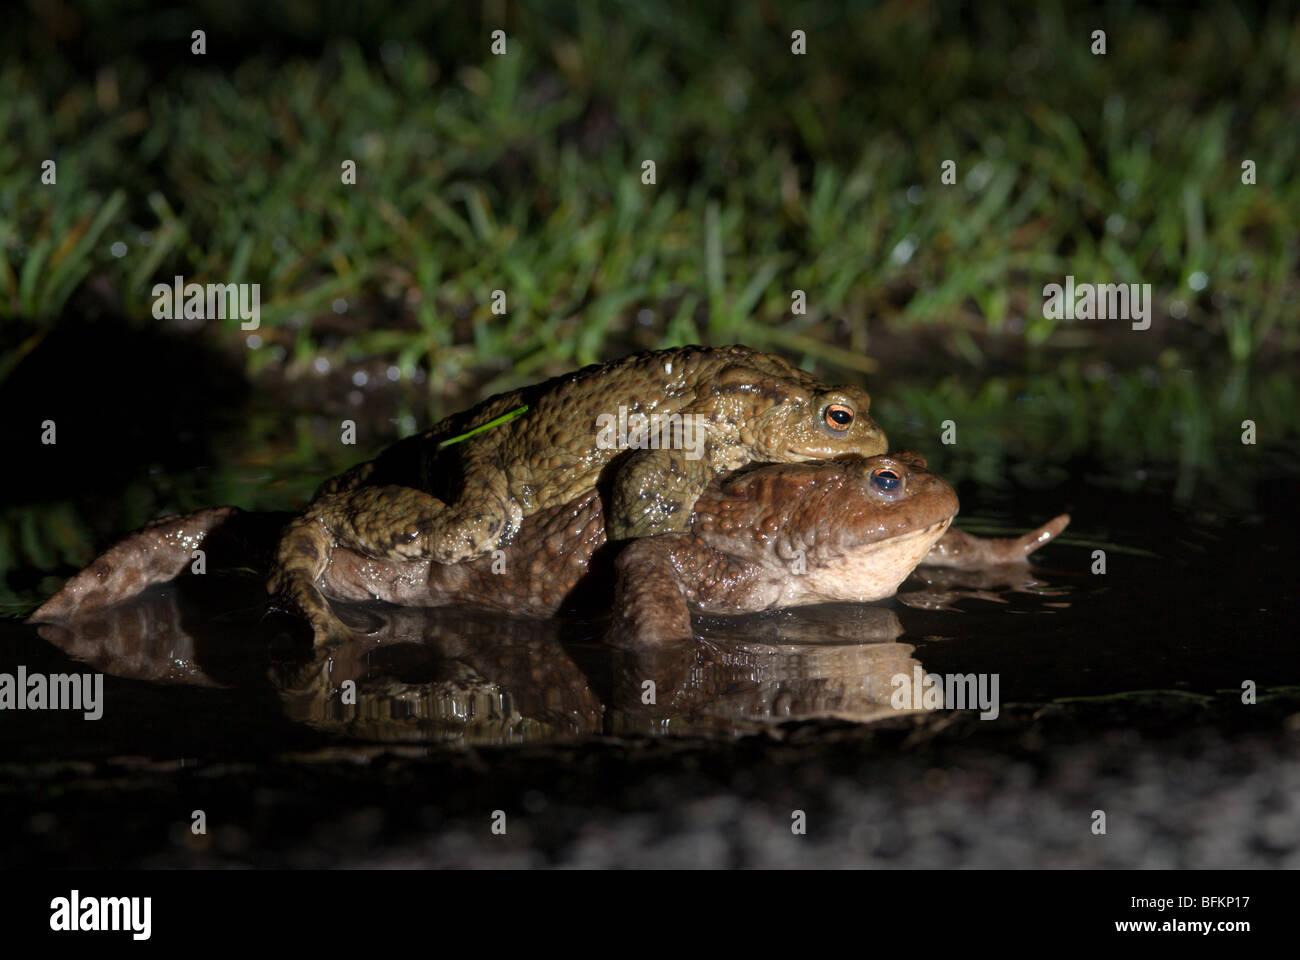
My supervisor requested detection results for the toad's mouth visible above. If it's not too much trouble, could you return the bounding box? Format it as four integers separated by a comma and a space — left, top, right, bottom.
787, 516, 954, 606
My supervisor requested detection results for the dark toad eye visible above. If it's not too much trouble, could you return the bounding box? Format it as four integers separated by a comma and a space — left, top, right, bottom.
870, 467, 901, 493
824, 403, 854, 430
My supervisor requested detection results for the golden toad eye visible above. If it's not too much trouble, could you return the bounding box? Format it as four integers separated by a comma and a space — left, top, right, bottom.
824, 404, 854, 429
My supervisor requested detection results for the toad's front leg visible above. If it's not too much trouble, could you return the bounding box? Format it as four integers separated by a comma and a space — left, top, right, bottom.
923, 515, 1070, 568
611, 533, 758, 645
606, 447, 721, 541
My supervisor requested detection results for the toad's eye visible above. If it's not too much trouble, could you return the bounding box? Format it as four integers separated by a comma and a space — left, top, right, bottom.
824, 404, 854, 429
870, 467, 901, 493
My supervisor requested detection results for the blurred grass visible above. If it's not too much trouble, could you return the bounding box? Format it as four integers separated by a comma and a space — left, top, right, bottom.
1, 0, 1298, 383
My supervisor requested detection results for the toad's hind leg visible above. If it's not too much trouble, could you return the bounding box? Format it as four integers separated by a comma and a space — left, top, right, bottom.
267, 511, 352, 645
318, 484, 518, 564
268, 485, 517, 644
29, 506, 256, 622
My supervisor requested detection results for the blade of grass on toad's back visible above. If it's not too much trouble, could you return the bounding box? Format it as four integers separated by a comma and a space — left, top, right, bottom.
438, 405, 530, 448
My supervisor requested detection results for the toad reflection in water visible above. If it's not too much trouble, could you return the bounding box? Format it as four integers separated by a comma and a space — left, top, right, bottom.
31, 587, 992, 742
